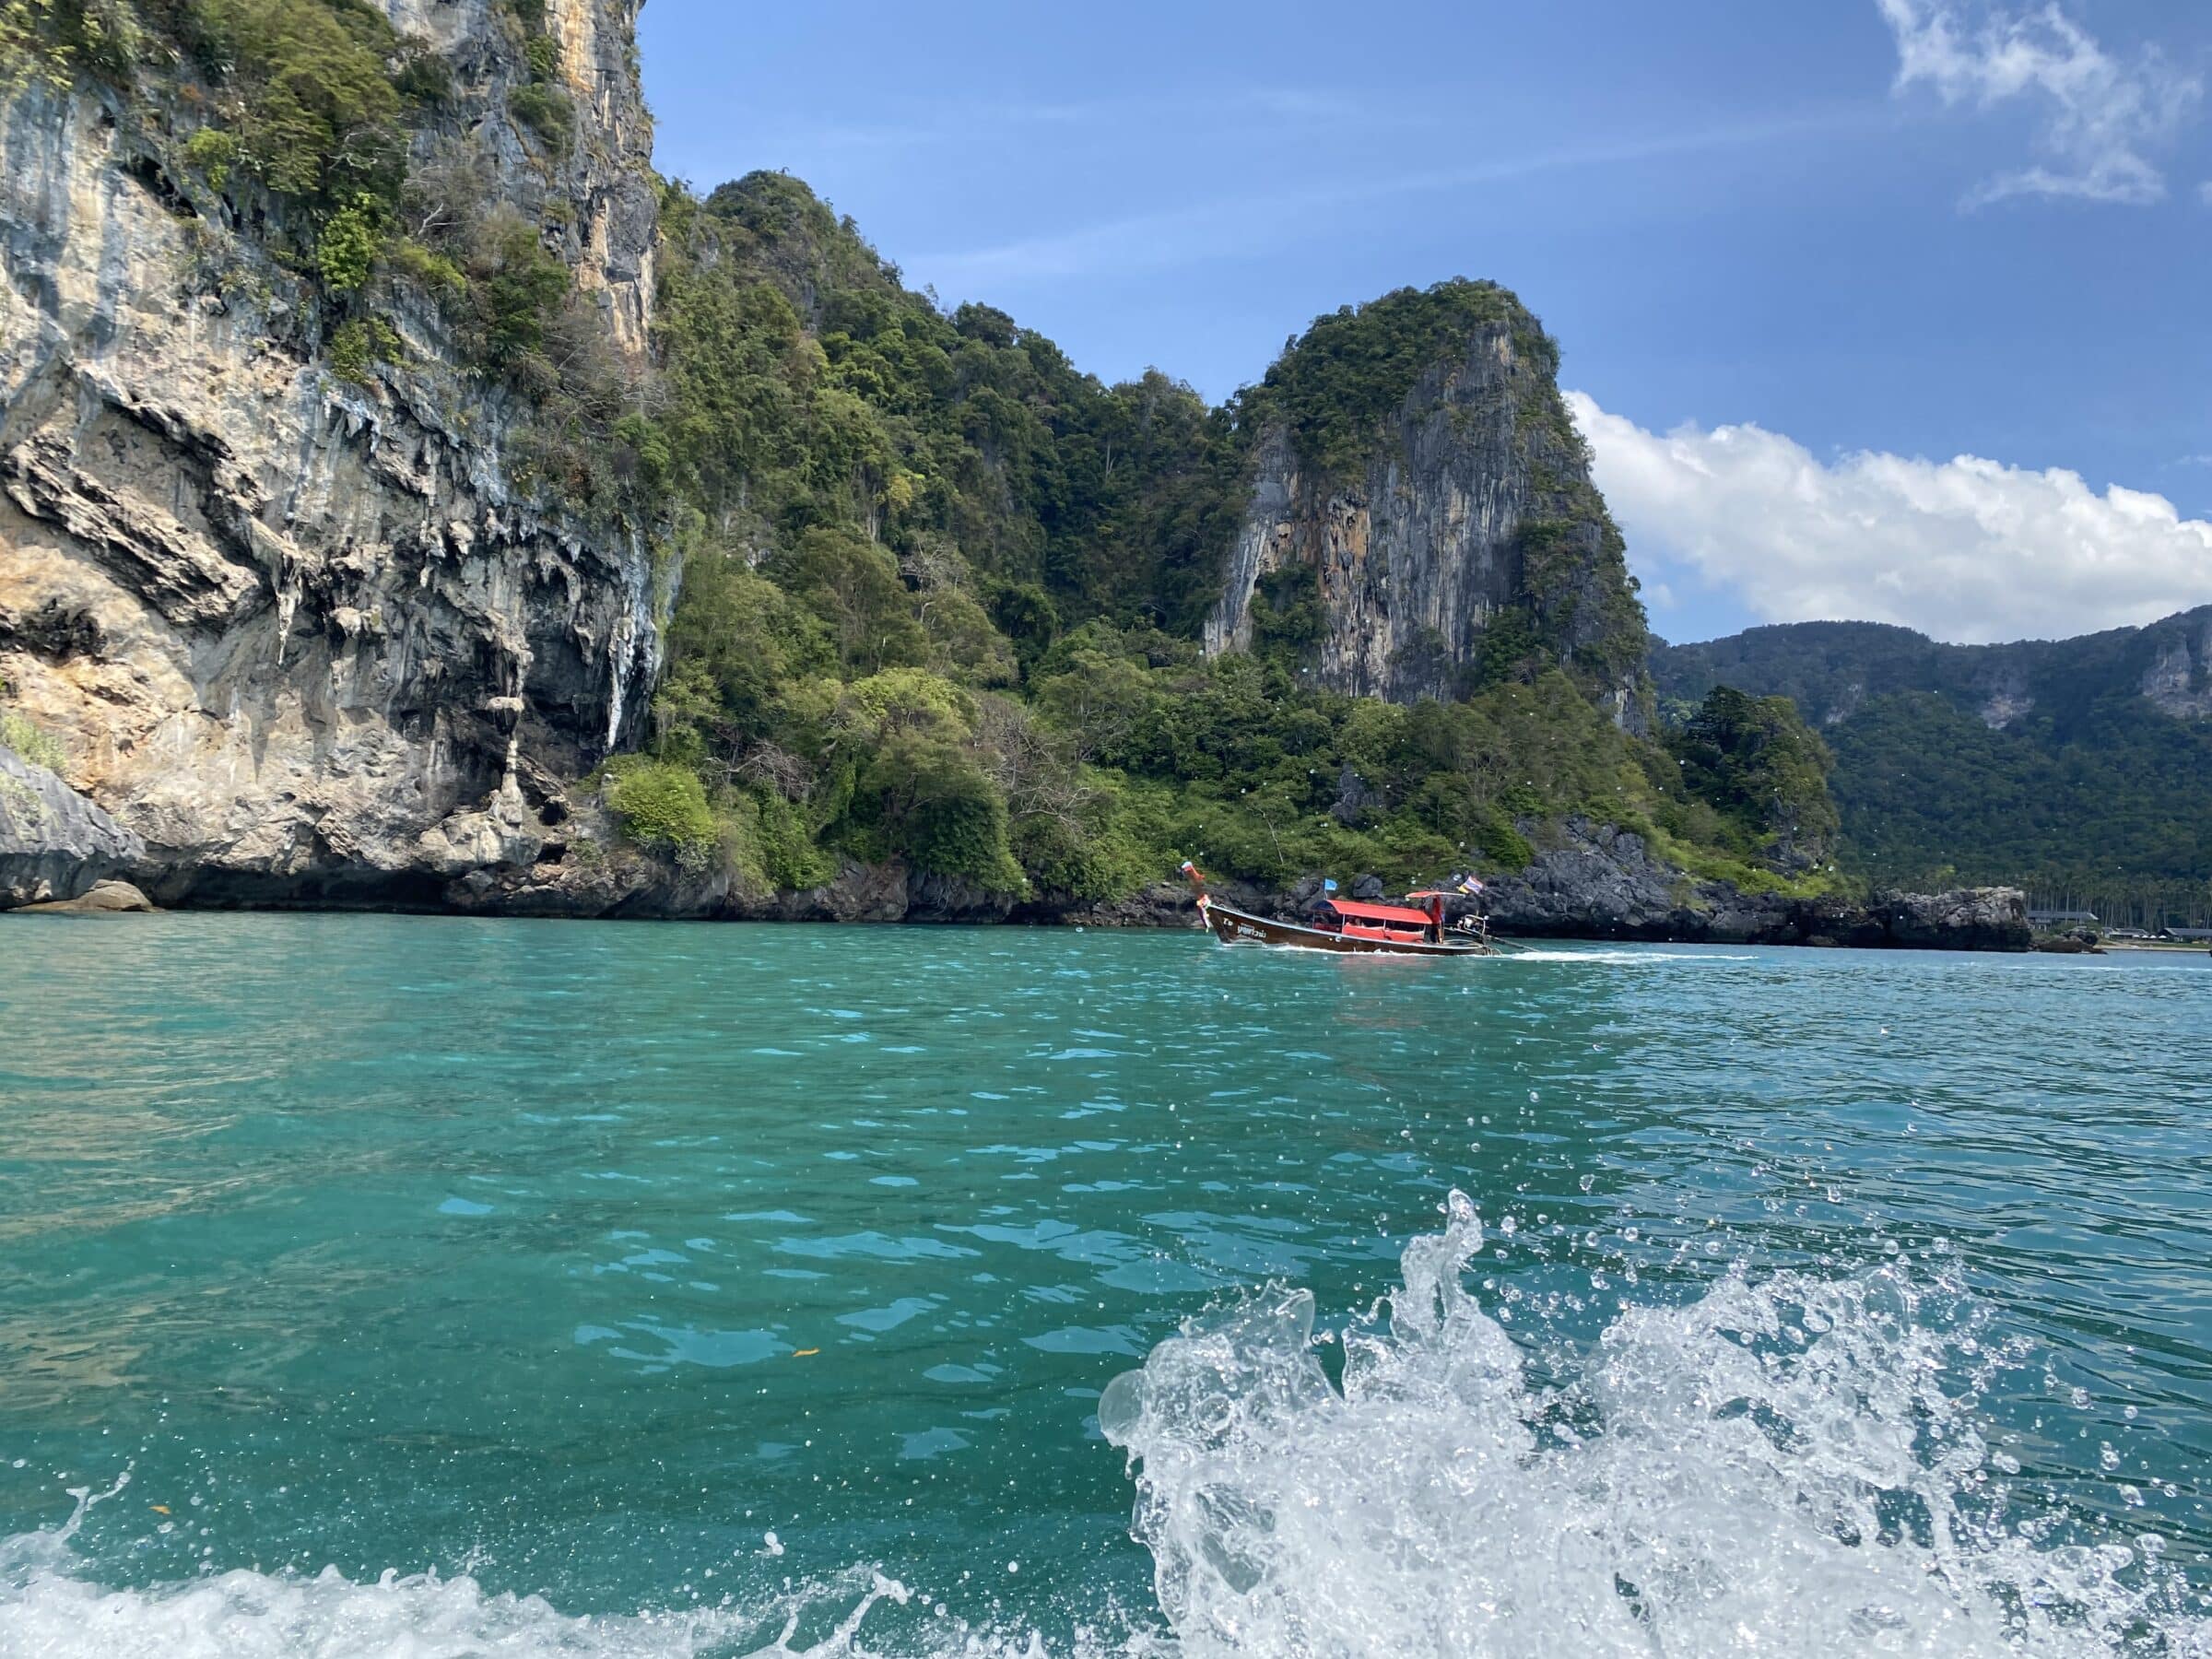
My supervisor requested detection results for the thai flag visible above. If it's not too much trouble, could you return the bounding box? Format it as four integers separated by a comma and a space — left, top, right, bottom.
1459, 875, 1485, 895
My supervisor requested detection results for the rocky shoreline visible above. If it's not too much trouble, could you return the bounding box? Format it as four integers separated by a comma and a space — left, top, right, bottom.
2, 747, 2030, 949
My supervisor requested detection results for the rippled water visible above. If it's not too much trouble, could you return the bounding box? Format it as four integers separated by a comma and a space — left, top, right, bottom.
1, 914, 2207, 1654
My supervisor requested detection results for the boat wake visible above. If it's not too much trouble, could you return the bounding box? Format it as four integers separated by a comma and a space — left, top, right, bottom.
1497, 946, 1756, 963
5, 1201, 2205, 1657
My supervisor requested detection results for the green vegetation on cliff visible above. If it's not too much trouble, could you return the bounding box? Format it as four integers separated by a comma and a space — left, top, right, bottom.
0, 684, 66, 774
650, 175, 1239, 633
1666, 687, 1838, 871
28, 0, 645, 502
1243, 279, 1545, 480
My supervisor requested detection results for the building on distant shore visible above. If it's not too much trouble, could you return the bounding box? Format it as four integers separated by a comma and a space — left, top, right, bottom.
2159, 926, 2212, 943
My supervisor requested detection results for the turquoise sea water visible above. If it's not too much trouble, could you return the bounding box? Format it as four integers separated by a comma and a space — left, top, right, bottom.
2, 914, 2209, 1654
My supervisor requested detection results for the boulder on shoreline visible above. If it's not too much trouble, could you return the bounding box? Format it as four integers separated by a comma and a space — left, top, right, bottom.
2031, 929, 2105, 955
17, 878, 157, 913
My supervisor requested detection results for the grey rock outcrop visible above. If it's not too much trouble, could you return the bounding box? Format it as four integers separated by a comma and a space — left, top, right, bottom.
18, 877, 155, 912
2140, 610, 2212, 720
0, 743, 145, 905
1472, 818, 2029, 949
0, 1, 662, 908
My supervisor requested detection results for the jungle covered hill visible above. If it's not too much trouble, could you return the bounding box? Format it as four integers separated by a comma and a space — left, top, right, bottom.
1653, 614, 2212, 927
608, 172, 1843, 912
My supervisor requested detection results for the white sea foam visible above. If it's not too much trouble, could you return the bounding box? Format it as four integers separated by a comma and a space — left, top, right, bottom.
0, 1485, 1042, 1659
1098, 1191, 2211, 1656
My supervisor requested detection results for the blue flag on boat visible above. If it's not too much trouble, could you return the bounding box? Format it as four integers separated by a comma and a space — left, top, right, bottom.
1323, 878, 1337, 893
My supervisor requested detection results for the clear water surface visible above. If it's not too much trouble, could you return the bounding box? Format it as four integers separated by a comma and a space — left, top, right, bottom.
1, 915, 2207, 1654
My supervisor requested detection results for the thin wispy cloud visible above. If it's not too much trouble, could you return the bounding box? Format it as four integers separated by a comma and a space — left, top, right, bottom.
756, 86, 1397, 158
916, 108, 1875, 288
1877, 0, 2201, 206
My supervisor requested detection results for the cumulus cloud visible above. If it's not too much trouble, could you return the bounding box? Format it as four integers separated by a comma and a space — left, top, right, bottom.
1877, 0, 2200, 206
1566, 392, 2212, 643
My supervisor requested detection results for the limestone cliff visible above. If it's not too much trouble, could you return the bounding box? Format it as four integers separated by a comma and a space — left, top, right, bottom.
0, 0, 662, 905
1205, 282, 1647, 718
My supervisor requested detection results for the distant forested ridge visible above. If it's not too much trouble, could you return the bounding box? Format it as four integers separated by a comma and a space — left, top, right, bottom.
1653, 612, 2212, 924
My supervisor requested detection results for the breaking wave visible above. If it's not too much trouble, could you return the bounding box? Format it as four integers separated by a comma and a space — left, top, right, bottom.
1097, 1192, 2211, 1656
7, 1200, 2207, 1657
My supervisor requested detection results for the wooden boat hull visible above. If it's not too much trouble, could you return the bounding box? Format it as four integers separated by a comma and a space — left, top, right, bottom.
1197, 898, 1493, 957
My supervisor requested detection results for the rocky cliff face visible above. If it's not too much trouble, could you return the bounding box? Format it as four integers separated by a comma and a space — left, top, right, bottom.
1205, 297, 1644, 717
0, 0, 661, 906
0, 744, 144, 905
2139, 608, 2212, 720
385, 0, 658, 356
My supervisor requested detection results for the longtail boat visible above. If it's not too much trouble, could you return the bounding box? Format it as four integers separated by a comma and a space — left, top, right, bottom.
1179, 865, 1497, 957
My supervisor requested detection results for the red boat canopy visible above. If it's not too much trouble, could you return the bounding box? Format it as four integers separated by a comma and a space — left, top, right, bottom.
1326, 899, 1435, 927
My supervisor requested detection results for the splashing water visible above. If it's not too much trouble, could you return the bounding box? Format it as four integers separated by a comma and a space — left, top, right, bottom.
6, 1200, 2209, 1656
1099, 1192, 2211, 1657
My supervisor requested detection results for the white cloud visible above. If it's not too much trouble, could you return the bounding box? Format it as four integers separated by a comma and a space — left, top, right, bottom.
1567, 392, 2212, 643
1877, 0, 2200, 205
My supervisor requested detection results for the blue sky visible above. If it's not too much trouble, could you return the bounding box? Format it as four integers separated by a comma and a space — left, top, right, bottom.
639, 0, 2212, 645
